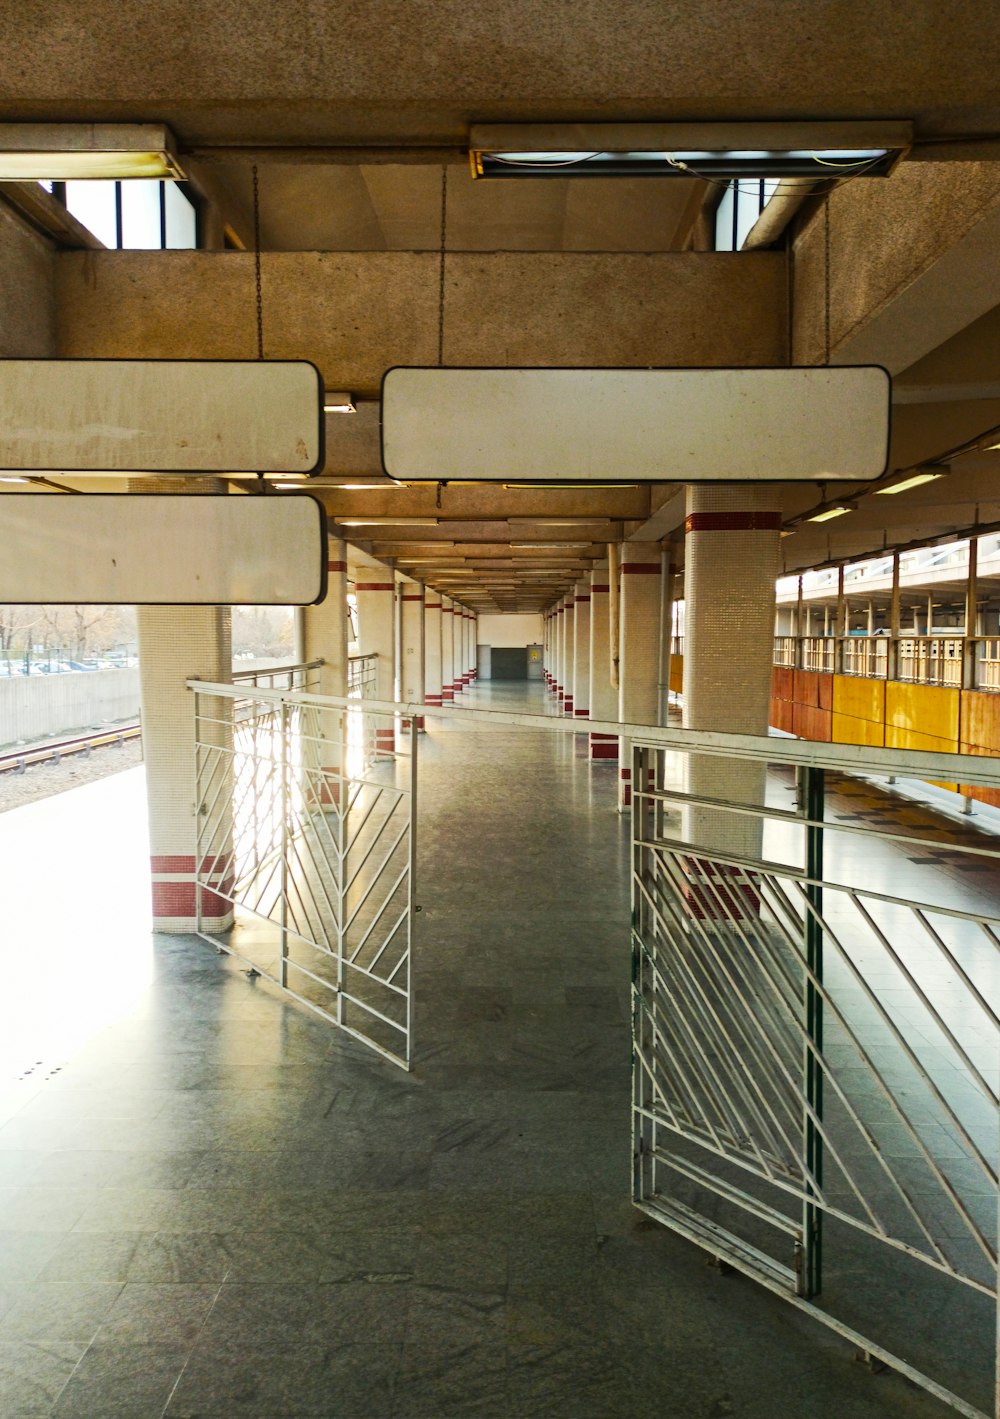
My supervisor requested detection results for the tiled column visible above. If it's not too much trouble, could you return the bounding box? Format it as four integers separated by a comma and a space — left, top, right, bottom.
355, 561, 396, 754
543, 611, 552, 689
550, 606, 561, 699
303, 535, 349, 805
562, 594, 576, 713
441, 596, 455, 703
424, 594, 443, 708
682, 486, 780, 909
454, 607, 468, 693
470, 613, 479, 681
398, 574, 425, 731
618, 542, 661, 810
134, 476, 233, 933
588, 559, 617, 760
572, 577, 591, 721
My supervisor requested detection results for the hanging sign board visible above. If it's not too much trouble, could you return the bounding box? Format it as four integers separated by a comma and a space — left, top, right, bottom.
381, 366, 891, 483
0, 493, 327, 605
0, 360, 324, 474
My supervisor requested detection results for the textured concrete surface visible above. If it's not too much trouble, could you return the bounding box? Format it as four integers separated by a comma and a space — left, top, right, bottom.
0, 2, 997, 142
55, 250, 787, 394
0, 204, 55, 358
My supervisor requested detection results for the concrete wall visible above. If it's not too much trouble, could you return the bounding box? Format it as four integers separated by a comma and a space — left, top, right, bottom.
0, 669, 140, 747
55, 251, 787, 397
0, 200, 55, 355
477, 614, 544, 647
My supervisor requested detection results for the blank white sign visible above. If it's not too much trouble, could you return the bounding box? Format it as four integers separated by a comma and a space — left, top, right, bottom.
1, 494, 327, 604
0, 360, 324, 473
381, 366, 891, 482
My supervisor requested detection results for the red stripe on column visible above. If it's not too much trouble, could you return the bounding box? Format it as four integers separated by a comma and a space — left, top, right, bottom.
591, 584, 610, 592
685, 511, 781, 533
574, 708, 589, 717
575, 596, 591, 604
327, 560, 347, 572
620, 564, 660, 574
400, 594, 424, 601
355, 582, 394, 591
426, 602, 442, 610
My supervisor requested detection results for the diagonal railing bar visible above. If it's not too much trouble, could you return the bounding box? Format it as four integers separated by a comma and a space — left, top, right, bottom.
363, 902, 410, 979
647, 853, 811, 1159
344, 822, 410, 935
345, 792, 406, 894
283, 800, 341, 938
346, 863, 410, 966
851, 895, 997, 1106
635, 869, 803, 1178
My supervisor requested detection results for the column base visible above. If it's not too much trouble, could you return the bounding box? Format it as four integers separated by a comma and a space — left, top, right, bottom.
374, 727, 397, 755
574, 707, 589, 719
425, 693, 443, 707
563, 697, 574, 715
589, 733, 619, 760
442, 688, 454, 702
150, 855, 234, 933
681, 860, 761, 921
307, 766, 341, 808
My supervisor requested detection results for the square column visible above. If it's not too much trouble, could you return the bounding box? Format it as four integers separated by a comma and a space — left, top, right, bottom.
303, 535, 349, 805
355, 561, 396, 754
398, 575, 426, 731
441, 596, 455, 702
588, 559, 617, 760
572, 578, 591, 720
133, 476, 233, 933
424, 595, 443, 707
618, 542, 661, 809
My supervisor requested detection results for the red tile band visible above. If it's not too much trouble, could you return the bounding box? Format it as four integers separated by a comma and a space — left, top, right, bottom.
426, 693, 443, 705
327, 560, 347, 572
591, 584, 610, 592
575, 596, 591, 604
575, 708, 589, 717
355, 582, 394, 591
401, 594, 424, 602
685, 511, 781, 533
620, 564, 661, 574
426, 602, 442, 610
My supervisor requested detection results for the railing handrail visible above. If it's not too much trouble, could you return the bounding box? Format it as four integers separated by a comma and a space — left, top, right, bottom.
231, 658, 324, 683
185, 678, 1000, 788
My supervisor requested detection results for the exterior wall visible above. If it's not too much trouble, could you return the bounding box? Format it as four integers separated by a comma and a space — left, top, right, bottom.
476, 613, 544, 648
0, 669, 140, 747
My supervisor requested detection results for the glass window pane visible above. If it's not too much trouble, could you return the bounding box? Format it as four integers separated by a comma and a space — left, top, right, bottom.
733, 179, 761, 249
64, 180, 119, 248
120, 181, 163, 249
164, 183, 197, 249
714, 182, 735, 251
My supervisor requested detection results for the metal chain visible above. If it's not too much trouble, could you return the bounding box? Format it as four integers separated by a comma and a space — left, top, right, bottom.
437, 163, 448, 366
252, 163, 264, 360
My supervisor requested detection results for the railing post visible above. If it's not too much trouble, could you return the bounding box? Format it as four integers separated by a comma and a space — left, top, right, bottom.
800, 765, 824, 1299
336, 708, 347, 1030
279, 699, 289, 988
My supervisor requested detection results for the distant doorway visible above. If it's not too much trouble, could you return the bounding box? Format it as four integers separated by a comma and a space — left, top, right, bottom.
490, 647, 528, 679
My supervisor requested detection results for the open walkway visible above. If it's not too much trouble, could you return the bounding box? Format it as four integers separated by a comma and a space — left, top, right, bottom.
0, 684, 964, 1416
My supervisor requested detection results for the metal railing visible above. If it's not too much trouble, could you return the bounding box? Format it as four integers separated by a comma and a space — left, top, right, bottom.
348, 653, 378, 699
189, 680, 415, 1070
774, 635, 981, 689
630, 734, 999, 1418
231, 659, 323, 692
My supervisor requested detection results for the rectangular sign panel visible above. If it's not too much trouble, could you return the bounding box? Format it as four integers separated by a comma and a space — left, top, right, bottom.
0, 493, 327, 605
381, 366, 890, 483
0, 360, 324, 474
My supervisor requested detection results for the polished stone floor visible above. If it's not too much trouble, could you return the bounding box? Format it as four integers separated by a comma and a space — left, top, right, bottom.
0, 683, 975, 1416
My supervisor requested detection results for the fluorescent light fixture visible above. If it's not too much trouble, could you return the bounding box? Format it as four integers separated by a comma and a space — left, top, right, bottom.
470, 122, 910, 180
337, 517, 438, 527
874, 466, 947, 495
977, 434, 1000, 453
0, 123, 184, 180
0, 476, 28, 484
323, 392, 357, 413
510, 542, 592, 549
806, 502, 857, 523
509, 518, 609, 526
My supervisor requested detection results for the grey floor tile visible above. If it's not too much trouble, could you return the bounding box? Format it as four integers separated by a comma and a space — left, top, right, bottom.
166, 1341, 399, 1416
0, 1339, 85, 1414
0, 1282, 123, 1342
95, 1283, 220, 1345
205, 1281, 412, 1348
51, 1341, 189, 1418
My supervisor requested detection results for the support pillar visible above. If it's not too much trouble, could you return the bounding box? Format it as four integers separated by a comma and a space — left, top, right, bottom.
355, 560, 396, 754
398, 575, 425, 730
424, 595, 443, 707
303, 535, 349, 804
134, 476, 233, 933
573, 577, 591, 721
562, 592, 576, 715
618, 542, 661, 809
682, 486, 780, 908
441, 596, 455, 702
588, 559, 617, 760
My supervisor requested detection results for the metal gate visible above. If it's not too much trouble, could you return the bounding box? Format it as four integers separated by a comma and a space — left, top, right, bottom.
190, 679, 416, 1069
630, 736, 998, 1418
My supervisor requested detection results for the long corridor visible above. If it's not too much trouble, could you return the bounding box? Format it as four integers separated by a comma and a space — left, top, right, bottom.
0, 685, 959, 1417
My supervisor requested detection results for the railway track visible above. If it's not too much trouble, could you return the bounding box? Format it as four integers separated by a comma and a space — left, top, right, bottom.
0, 723, 141, 775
